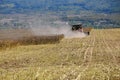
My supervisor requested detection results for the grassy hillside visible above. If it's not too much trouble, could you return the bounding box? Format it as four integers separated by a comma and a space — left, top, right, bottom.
0, 29, 120, 80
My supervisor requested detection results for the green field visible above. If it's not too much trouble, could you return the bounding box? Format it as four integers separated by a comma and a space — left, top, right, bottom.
0, 29, 120, 80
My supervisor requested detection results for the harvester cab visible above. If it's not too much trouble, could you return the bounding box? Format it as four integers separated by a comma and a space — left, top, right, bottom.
72, 24, 82, 31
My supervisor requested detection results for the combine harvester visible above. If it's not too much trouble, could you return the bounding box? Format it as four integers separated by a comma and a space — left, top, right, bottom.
71, 24, 92, 35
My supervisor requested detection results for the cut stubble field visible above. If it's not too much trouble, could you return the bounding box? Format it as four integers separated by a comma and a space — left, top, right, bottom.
0, 29, 120, 80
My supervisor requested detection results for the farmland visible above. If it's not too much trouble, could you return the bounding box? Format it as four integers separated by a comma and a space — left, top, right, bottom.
0, 29, 120, 80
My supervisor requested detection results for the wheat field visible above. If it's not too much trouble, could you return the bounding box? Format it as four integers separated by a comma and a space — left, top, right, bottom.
0, 29, 120, 80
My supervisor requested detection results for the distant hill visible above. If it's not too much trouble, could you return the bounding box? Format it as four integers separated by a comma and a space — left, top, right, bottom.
0, 0, 120, 28
0, 0, 120, 14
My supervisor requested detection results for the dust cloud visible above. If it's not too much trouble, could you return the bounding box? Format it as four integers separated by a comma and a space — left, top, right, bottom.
0, 14, 87, 39
28, 16, 87, 38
